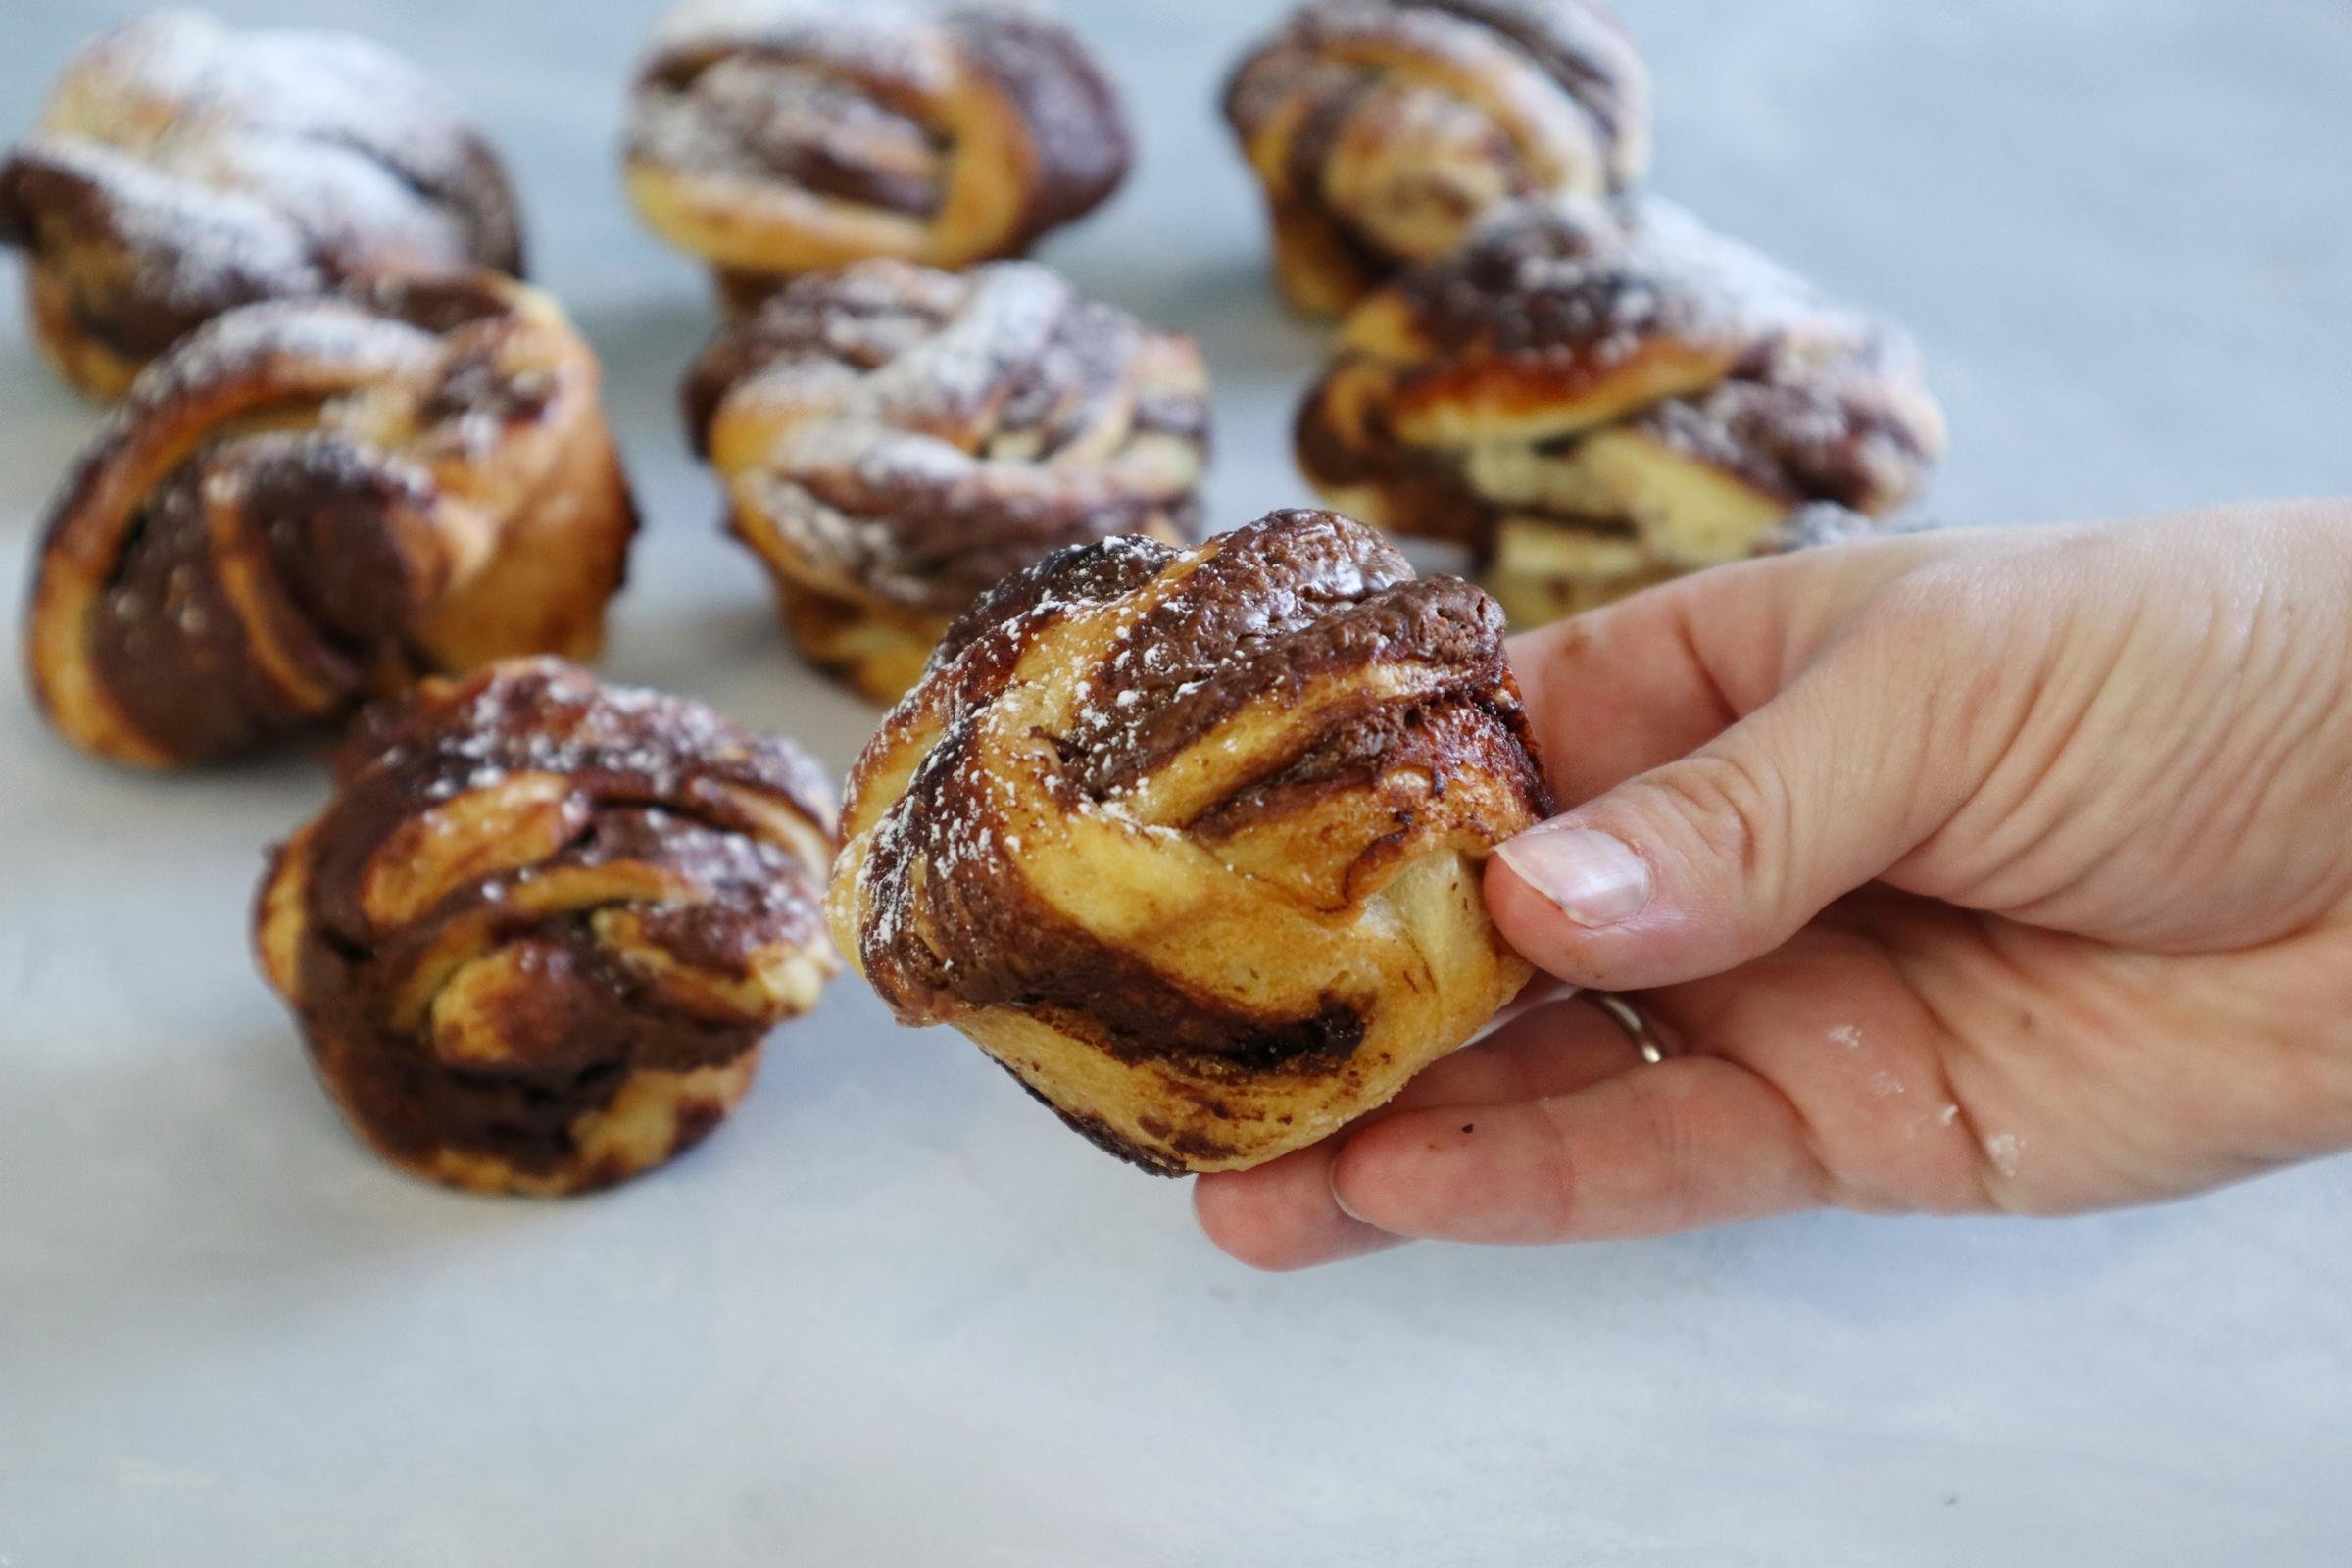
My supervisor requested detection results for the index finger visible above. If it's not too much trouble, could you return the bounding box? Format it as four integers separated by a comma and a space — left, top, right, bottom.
1506, 529, 1963, 805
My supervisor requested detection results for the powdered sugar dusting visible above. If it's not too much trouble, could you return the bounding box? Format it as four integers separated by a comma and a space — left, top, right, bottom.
4, 9, 520, 357
701, 259, 1208, 612
1306, 191, 1942, 596
626, 0, 1126, 273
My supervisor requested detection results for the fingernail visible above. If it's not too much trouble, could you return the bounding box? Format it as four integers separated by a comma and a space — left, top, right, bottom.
1495, 824, 1651, 927
1325, 1172, 1411, 1262
1330, 1173, 1371, 1224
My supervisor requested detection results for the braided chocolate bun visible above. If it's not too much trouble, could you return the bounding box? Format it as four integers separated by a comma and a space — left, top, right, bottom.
684, 257, 1210, 703
1224, 0, 1649, 316
1296, 196, 1946, 626
624, 0, 1130, 313
255, 659, 839, 1196
24, 273, 637, 769
829, 510, 1550, 1174
0, 10, 524, 400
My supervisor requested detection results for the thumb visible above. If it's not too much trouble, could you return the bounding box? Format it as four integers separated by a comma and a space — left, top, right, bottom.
1488, 607, 1983, 992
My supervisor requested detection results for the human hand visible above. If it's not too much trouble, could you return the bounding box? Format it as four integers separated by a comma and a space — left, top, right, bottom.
1196, 503, 2352, 1268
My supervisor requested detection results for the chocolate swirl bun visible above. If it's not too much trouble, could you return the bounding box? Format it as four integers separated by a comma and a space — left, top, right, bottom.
1296, 196, 1946, 625
684, 257, 1210, 703
0, 10, 524, 400
829, 510, 1549, 1174
1224, 0, 1649, 316
24, 273, 637, 769
256, 659, 839, 1196
625, 0, 1130, 312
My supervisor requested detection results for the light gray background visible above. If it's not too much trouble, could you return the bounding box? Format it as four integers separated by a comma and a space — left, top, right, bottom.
4, 1, 2350, 1563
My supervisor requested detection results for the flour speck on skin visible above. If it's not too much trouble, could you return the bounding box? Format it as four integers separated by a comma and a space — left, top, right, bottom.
1983, 1132, 2023, 1178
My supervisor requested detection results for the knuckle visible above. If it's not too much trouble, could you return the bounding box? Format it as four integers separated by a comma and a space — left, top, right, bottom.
1637, 747, 1793, 887
1627, 1078, 1701, 1228
1862, 559, 2009, 644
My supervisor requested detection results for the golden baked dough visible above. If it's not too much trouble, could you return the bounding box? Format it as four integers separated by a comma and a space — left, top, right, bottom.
1296, 195, 1946, 624
255, 659, 839, 1196
1224, 0, 1649, 315
624, 0, 1129, 311
684, 257, 1210, 702
0, 10, 523, 399
830, 509, 1549, 1174
24, 273, 637, 769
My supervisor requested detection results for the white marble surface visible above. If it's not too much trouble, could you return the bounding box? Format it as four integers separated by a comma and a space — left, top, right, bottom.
4, 1, 2351, 1562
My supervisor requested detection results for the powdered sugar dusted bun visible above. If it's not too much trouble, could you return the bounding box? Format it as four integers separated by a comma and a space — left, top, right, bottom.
25, 273, 637, 768
828, 510, 1549, 1174
1295, 194, 1946, 625
256, 658, 840, 1196
1224, 0, 1649, 315
624, 0, 1130, 310
0, 10, 524, 400
685, 257, 1210, 702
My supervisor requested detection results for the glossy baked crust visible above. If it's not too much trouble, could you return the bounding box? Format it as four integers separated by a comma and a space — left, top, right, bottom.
829, 509, 1549, 1174
684, 257, 1209, 702
624, 0, 1129, 309
255, 659, 839, 1196
0, 10, 522, 399
1224, 0, 1649, 314
24, 273, 636, 768
1295, 195, 1945, 624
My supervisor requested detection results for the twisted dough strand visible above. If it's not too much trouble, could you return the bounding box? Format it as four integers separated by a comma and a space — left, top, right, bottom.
687, 257, 1208, 701
256, 659, 839, 1196
1296, 196, 1945, 622
1225, 0, 1649, 313
625, 0, 1128, 307
25, 274, 636, 767
832, 510, 1548, 1173
0, 11, 522, 398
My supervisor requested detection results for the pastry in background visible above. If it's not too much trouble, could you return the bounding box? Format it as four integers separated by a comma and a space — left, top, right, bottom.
256, 659, 839, 1196
829, 509, 1549, 1174
1223, 0, 1649, 316
684, 256, 1209, 702
624, 0, 1130, 313
1294, 195, 1945, 625
0, 10, 524, 400
24, 274, 635, 768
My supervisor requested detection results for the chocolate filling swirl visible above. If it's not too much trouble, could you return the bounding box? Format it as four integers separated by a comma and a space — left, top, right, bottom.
1224, 0, 1651, 310
1296, 195, 1945, 577
24, 274, 637, 767
260, 660, 838, 1189
840, 511, 1550, 1139
626, 0, 1129, 276
0, 12, 522, 376
689, 258, 1210, 618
